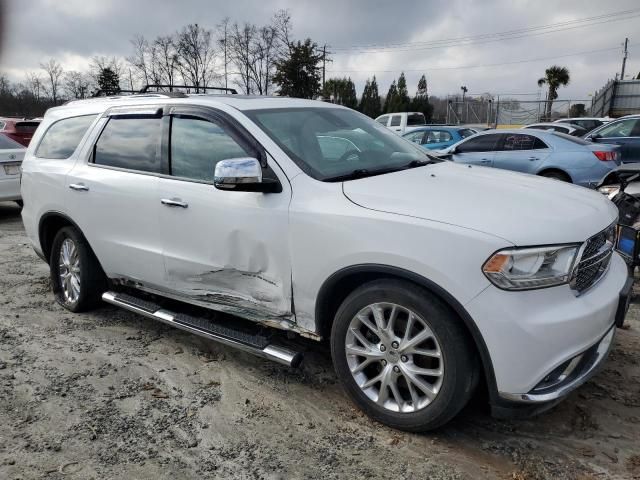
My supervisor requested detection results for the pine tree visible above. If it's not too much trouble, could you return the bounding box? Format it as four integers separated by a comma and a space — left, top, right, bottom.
273, 39, 323, 99
322, 77, 358, 109
359, 79, 371, 113
383, 80, 397, 113
395, 72, 410, 111
97, 67, 120, 94
411, 74, 433, 121
369, 76, 381, 118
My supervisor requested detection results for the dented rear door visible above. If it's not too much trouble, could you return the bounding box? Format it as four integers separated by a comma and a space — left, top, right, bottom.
158, 108, 294, 323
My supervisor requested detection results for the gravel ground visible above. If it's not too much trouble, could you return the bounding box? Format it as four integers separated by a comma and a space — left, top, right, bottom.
1, 201, 639, 480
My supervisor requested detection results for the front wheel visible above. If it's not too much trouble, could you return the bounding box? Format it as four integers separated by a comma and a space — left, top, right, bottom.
331, 279, 477, 431
50, 226, 106, 312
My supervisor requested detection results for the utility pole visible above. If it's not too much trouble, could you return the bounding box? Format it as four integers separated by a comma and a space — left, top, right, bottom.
322, 44, 327, 90
620, 37, 629, 80
246, 29, 250, 95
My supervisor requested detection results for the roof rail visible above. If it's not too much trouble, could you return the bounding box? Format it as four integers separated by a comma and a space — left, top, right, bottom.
92, 89, 139, 98
140, 84, 238, 95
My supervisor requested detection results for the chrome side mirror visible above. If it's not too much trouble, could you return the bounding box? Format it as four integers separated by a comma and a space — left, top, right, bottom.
214, 157, 280, 193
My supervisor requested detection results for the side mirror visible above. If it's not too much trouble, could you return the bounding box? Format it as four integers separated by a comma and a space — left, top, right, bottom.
590, 133, 602, 142
214, 157, 280, 193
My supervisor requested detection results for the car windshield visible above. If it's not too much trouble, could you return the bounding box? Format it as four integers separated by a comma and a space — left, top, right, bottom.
246, 107, 434, 181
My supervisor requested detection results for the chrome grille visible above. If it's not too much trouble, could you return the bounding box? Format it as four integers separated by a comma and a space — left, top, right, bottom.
571, 224, 615, 294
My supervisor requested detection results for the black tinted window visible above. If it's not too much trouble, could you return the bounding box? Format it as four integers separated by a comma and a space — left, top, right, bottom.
35, 115, 96, 159
390, 115, 401, 127
407, 113, 425, 126
94, 116, 162, 173
170, 116, 249, 182
456, 134, 500, 153
501, 134, 544, 151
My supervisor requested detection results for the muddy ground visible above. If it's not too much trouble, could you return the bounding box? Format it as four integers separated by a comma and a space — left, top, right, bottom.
0, 202, 639, 480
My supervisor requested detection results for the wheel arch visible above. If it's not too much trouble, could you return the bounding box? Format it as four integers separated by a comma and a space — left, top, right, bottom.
38, 211, 96, 265
314, 264, 498, 401
537, 167, 573, 183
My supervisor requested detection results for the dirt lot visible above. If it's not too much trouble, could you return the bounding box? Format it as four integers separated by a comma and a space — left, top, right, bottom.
1, 202, 639, 480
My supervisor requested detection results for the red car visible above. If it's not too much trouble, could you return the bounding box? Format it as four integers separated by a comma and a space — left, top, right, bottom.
0, 118, 41, 146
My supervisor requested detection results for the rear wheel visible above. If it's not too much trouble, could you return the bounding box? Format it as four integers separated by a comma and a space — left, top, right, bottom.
330, 279, 477, 431
540, 170, 570, 182
50, 226, 106, 312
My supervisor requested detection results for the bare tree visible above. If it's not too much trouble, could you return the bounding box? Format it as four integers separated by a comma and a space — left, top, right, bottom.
64, 71, 91, 99
154, 35, 180, 90
25, 72, 44, 101
272, 9, 293, 56
40, 59, 64, 103
175, 24, 217, 92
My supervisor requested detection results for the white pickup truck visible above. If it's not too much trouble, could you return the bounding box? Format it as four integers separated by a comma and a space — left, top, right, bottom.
375, 112, 426, 134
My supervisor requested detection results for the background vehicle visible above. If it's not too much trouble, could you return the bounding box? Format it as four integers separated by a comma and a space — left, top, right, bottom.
402, 126, 477, 150
21, 93, 628, 432
375, 112, 426, 134
584, 114, 640, 164
523, 122, 587, 137
0, 134, 26, 204
0, 118, 41, 146
439, 128, 620, 187
555, 117, 609, 133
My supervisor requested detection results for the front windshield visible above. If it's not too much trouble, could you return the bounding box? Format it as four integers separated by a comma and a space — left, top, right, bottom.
245, 107, 434, 181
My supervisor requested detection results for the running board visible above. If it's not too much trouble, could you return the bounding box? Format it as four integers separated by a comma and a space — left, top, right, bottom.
102, 291, 303, 368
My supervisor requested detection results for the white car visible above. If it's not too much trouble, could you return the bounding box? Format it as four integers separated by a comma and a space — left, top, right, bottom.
0, 135, 26, 204
554, 117, 611, 133
375, 112, 426, 134
20, 92, 631, 431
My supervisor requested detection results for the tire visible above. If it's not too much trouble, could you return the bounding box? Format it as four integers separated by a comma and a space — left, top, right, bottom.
331, 279, 477, 432
540, 170, 570, 182
50, 226, 107, 312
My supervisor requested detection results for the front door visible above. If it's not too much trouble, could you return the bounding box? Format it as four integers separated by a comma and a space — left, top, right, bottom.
158, 107, 293, 322
451, 133, 502, 166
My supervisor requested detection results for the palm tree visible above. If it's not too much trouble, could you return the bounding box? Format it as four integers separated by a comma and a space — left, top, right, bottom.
537, 66, 570, 121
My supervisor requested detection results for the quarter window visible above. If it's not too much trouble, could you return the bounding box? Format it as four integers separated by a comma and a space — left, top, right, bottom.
170, 116, 250, 182
425, 130, 452, 144
376, 115, 389, 125
35, 115, 97, 159
93, 116, 162, 173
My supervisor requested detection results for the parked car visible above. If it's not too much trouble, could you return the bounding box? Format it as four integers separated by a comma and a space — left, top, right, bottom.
21, 94, 630, 431
0, 118, 41, 146
375, 112, 426, 134
523, 122, 587, 137
0, 134, 26, 204
402, 126, 477, 150
438, 129, 620, 187
584, 114, 640, 164
554, 117, 610, 133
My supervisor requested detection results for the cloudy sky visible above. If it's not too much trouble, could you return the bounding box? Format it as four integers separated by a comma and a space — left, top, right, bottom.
1, 0, 639, 100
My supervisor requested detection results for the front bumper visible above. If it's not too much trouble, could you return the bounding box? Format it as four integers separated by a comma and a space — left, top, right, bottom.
466, 251, 629, 401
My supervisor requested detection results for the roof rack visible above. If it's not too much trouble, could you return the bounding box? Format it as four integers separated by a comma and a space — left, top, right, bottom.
92, 89, 139, 98
140, 84, 238, 95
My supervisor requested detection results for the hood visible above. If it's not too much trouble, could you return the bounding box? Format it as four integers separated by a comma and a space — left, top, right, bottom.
342, 162, 617, 246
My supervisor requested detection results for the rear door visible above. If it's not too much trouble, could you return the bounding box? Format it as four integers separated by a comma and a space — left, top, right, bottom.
590, 118, 640, 163
66, 107, 166, 286
492, 133, 551, 173
157, 106, 293, 321
451, 133, 502, 166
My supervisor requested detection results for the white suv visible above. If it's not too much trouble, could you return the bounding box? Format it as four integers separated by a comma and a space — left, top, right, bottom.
21, 92, 632, 431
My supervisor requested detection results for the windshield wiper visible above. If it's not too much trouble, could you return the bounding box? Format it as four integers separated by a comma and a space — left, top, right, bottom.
324, 168, 375, 182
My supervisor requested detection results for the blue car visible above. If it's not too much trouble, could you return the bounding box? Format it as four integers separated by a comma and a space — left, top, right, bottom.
584, 114, 640, 164
402, 126, 477, 150
439, 128, 621, 188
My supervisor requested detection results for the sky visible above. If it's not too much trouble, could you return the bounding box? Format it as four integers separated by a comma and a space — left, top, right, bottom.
1, 0, 639, 101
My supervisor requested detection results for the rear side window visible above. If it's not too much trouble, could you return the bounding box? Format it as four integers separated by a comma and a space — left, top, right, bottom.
35, 115, 97, 159
407, 113, 426, 126
94, 116, 162, 173
501, 134, 546, 151
390, 115, 401, 127
170, 116, 250, 182
456, 134, 501, 153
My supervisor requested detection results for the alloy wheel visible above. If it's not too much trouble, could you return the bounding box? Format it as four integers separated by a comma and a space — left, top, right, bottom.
58, 237, 81, 304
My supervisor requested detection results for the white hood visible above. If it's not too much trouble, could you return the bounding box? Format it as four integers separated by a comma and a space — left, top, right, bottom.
342, 162, 617, 245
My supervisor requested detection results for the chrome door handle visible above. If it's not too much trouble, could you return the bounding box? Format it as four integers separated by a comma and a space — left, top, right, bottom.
161, 198, 188, 208
69, 183, 89, 191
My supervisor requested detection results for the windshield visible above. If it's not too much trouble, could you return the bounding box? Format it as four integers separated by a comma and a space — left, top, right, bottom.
245, 107, 434, 181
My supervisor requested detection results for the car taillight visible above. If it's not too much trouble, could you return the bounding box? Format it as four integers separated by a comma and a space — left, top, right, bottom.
593, 151, 617, 161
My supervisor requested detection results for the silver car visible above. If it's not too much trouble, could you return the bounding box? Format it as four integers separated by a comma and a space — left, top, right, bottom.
438, 128, 620, 187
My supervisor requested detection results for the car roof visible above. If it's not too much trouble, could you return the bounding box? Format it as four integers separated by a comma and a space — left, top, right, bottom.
404, 125, 466, 133
56, 94, 345, 117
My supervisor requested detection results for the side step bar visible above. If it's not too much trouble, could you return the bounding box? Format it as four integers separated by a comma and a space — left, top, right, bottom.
102, 291, 303, 368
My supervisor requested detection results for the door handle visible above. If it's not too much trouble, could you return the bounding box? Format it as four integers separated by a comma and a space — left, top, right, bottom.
161, 198, 188, 208
69, 183, 89, 191
480, 159, 491, 164
528, 157, 539, 161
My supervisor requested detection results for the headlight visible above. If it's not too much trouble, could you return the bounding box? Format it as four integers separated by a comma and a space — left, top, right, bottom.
598, 185, 619, 199
483, 245, 580, 290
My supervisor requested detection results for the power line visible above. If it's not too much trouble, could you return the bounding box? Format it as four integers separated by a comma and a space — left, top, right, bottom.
327, 44, 636, 74
329, 9, 640, 54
